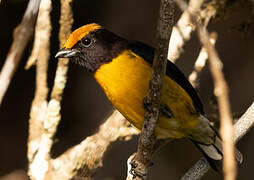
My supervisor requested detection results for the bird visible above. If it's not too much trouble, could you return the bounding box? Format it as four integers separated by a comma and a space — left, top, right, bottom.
55, 23, 242, 171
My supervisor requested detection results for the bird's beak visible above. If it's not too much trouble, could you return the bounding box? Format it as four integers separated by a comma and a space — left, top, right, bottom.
55, 48, 80, 58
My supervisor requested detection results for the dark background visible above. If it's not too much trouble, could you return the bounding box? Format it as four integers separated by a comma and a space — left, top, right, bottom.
0, 0, 253, 179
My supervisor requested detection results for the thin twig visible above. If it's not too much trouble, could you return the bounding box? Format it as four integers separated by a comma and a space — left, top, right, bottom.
45, 110, 138, 180
168, 0, 217, 63
188, 33, 217, 87
168, 0, 203, 62
0, 0, 41, 106
127, 1, 174, 179
25, 0, 52, 69
181, 102, 254, 180
198, 26, 236, 180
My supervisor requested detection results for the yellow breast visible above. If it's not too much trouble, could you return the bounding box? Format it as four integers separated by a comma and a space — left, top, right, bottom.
94, 50, 199, 139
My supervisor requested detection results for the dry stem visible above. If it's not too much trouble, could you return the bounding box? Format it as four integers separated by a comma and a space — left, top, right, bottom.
168, 0, 216, 63
25, 0, 52, 69
198, 27, 236, 180
188, 33, 217, 87
0, 0, 41, 106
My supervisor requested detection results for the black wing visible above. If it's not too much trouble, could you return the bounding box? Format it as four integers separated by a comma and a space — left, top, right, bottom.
128, 41, 204, 115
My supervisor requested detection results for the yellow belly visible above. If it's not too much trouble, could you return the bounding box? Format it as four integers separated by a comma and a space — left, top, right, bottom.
94, 50, 199, 139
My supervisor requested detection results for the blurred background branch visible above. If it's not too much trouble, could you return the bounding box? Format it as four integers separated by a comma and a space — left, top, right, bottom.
27, 0, 51, 164
198, 26, 236, 180
188, 33, 217, 88
0, 0, 41, 106
0, 170, 29, 180
168, 0, 216, 63
25, 0, 52, 70
27, 0, 52, 179
46, 110, 138, 180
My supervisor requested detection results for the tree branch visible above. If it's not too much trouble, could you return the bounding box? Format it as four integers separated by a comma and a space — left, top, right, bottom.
27, 0, 51, 167
45, 110, 138, 179
0, 0, 41, 106
168, 0, 202, 62
198, 27, 236, 180
127, 1, 174, 179
168, 0, 217, 63
25, 0, 52, 69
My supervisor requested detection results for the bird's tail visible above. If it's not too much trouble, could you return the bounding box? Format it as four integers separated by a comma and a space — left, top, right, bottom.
191, 135, 243, 171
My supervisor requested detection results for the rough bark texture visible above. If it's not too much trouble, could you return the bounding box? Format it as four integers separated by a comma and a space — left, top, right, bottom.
127, 1, 174, 179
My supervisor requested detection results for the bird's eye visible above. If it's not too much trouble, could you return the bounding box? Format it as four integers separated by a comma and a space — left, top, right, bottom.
81, 37, 92, 47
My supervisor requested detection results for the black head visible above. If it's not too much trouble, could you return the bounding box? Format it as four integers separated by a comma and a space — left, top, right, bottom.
55, 23, 128, 72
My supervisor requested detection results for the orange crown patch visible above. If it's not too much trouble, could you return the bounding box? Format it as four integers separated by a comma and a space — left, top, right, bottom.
64, 23, 102, 49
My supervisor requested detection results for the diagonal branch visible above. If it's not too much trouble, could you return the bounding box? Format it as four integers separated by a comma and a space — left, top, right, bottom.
168, 0, 203, 62
45, 110, 138, 180
127, 1, 174, 179
25, 0, 52, 69
168, 0, 216, 63
0, 0, 41, 106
